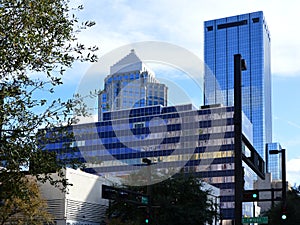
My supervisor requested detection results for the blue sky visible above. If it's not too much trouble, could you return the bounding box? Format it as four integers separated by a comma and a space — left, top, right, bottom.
56, 0, 300, 185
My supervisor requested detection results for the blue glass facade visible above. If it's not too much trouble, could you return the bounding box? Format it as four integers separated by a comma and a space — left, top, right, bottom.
44, 104, 256, 220
267, 142, 282, 180
98, 50, 168, 121
204, 11, 272, 160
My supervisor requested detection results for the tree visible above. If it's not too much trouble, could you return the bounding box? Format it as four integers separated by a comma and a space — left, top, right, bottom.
106, 173, 219, 225
0, 0, 98, 203
264, 185, 300, 225
0, 177, 53, 225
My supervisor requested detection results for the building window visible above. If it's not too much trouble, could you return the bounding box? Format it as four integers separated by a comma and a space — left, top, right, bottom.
217, 20, 248, 29
133, 122, 145, 129
252, 18, 260, 23
207, 26, 213, 31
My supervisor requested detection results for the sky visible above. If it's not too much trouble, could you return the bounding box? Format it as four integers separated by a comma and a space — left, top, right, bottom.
55, 0, 300, 185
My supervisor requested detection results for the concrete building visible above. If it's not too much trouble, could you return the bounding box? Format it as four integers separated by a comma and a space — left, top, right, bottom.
39, 169, 221, 225
254, 173, 290, 213
39, 168, 110, 225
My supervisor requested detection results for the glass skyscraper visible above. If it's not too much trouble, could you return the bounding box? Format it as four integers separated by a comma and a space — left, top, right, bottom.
266, 142, 282, 180
98, 49, 168, 121
204, 11, 272, 160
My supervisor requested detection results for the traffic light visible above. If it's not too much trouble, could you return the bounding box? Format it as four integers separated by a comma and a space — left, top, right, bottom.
145, 207, 150, 224
145, 213, 150, 224
242, 190, 259, 202
281, 207, 287, 220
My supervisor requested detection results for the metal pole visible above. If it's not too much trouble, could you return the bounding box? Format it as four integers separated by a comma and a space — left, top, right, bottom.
147, 163, 152, 225
253, 201, 255, 217
234, 54, 243, 225
281, 149, 286, 211
271, 188, 275, 208
143, 158, 152, 224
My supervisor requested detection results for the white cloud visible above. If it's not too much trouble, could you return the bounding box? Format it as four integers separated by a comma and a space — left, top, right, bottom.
287, 158, 300, 186
72, 0, 300, 77
63, 0, 300, 123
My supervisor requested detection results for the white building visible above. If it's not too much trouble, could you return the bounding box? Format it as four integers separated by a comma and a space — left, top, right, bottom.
254, 172, 290, 213
39, 168, 221, 225
39, 168, 110, 225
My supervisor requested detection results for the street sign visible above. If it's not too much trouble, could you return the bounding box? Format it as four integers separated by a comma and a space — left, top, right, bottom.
102, 185, 149, 205
242, 217, 268, 224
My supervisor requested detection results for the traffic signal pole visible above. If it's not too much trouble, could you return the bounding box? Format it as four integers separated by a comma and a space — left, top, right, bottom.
281, 149, 286, 208
143, 158, 152, 224
281, 149, 287, 224
269, 149, 287, 223
234, 54, 246, 225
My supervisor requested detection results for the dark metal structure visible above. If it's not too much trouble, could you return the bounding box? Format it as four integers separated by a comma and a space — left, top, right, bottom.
234, 54, 266, 225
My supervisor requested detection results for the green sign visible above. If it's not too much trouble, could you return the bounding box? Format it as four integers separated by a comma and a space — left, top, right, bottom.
242, 217, 268, 224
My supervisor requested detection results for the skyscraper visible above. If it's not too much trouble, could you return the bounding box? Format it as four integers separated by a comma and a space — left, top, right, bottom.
204, 11, 272, 160
267, 142, 282, 180
98, 49, 168, 121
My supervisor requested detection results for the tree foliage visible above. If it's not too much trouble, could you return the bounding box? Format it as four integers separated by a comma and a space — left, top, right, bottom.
264, 185, 300, 225
106, 173, 219, 225
0, 177, 53, 225
0, 0, 98, 203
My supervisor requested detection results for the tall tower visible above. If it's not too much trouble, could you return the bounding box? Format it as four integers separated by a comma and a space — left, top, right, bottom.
98, 50, 168, 121
267, 142, 282, 180
204, 11, 272, 160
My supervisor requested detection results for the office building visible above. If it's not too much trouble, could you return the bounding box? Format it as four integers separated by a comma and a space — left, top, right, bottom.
254, 173, 291, 213
98, 49, 168, 121
39, 168, 109, 225
44, 103, 256, 221
266, 142, 282, 180
204, 11, 272, 160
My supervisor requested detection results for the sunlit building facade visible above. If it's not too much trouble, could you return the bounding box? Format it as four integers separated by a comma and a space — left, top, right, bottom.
44, 103, 256, 220
204, 11, 272, 160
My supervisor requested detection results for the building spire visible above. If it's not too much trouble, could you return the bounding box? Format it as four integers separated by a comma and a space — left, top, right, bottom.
110, 49, 142, 74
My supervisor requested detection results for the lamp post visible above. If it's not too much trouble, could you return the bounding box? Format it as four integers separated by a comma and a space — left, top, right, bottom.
269, 149, 286, 222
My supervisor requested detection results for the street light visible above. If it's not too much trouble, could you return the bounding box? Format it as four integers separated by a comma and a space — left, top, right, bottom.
269, 149, 286, 222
